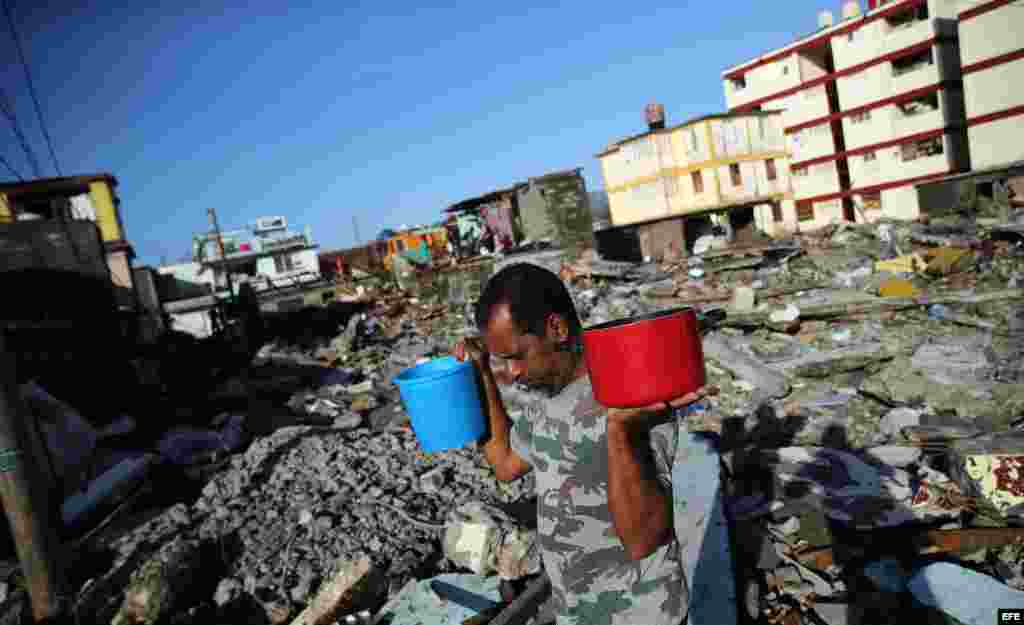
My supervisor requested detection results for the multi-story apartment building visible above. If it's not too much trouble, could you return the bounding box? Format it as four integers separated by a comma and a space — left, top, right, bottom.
957, 0, 1024, 170
597, 109, 795, 256
723, 0, 971, 227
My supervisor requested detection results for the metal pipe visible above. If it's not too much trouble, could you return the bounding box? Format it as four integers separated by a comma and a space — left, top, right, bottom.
0, 331, 67, 621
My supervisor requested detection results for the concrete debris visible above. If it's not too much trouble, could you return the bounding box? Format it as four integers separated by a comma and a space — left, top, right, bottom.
9, 217, 1024, 625
288, 557, 384, 625
442, 501, 539, 580
908, 562, 1024, 625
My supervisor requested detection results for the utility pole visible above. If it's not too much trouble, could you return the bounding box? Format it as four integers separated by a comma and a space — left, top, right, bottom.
352, 215, 361, 246
207, 208, 234, 300
0, 331, 67, 622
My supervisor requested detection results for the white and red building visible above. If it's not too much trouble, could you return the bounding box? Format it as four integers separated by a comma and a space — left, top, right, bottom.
722, 0, 971, 228
957, 0, 1024, 170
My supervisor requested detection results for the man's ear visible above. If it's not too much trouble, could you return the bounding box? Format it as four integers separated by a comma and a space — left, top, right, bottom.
546, 313, 569, 344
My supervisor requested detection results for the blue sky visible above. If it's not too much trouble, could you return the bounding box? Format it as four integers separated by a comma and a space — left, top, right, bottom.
1, 1, 827, 264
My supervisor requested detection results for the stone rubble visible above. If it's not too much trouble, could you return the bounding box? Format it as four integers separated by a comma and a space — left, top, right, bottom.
2, 217, 1022, 624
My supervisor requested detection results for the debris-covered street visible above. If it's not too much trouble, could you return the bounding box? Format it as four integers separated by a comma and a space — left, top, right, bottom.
1, 215, 1021, 625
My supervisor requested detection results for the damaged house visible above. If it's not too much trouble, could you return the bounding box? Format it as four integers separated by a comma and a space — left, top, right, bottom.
595, 105, 794, 262
0, 174, 136, 309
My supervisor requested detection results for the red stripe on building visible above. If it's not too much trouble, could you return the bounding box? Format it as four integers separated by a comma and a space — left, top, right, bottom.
790, 128, 948, 170
963, 48, 1024, 75
785, 82, 953, 134
724, 0, 927, 80
959, 0, 1018, 21
731, 38, 939, 113
798, 169, 958, 205
968, 104, 1024, 127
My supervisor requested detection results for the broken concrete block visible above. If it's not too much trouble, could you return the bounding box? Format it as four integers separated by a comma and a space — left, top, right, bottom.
702, 332, 790, 399
769, 304, 800, 324
350, 395, 377, 413
288, 557, 384, 625
879, 408, 921, 439
862, 446, 922, 468
111, 538, 206, 625
419, 466, 447, 494
909, 562, 1024, 625
775, 343, 893, 379
732, 286, 756, 311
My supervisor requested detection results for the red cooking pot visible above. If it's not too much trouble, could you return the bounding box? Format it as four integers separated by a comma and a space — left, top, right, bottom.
582, 307, 706, 409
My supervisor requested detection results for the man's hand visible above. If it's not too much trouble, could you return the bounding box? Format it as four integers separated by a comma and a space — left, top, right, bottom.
453, 337, 489, 367
607, 386, 718, 428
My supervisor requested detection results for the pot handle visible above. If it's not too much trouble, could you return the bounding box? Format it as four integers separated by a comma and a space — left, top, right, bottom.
697, 308, 727, 334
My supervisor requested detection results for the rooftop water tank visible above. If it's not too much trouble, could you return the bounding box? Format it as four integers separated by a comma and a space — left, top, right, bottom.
842, 1, 862, 19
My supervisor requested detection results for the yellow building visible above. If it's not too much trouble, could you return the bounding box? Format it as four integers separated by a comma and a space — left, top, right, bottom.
0, 174, 135, 299
597, 111, 799, 249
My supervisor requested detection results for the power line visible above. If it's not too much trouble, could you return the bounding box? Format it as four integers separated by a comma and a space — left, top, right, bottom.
2, 0, 61, 177
0, 86, 42, 177
0, 152, 24, 181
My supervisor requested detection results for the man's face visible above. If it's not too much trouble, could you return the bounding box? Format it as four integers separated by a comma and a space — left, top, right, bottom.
483, 303, 565, 392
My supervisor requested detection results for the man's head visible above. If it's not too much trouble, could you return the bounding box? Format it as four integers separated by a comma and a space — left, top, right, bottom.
475, 263, 582, 391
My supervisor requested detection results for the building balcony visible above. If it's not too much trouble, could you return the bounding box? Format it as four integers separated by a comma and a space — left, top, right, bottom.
891, 101, 945, 140
724, 61, 804, 111
792, 165, 842, 200
882, 18, 934, 59
890, 49, 941, 93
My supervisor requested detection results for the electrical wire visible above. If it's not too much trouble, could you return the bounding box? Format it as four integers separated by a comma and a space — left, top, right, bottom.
0, 85, 42, 178
2, 0, 61, 177
0, 152, 23, 180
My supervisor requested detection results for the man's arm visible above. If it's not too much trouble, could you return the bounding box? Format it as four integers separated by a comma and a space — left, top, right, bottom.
477, 362, 532, 482
453, 339, 531, 482
606, 419, 673, 561
606, 387, 711, 561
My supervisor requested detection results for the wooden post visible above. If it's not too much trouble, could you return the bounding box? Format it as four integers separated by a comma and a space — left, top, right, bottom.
0, 331, 67, 621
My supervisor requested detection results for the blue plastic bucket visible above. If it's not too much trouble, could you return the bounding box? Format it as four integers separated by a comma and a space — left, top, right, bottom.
394, 356, 486, 452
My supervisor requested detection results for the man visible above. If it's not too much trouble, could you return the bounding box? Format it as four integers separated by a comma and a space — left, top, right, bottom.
454, 263, 705, 625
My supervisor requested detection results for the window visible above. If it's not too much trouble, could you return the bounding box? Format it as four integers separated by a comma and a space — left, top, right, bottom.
731, 76, 747, 91
863, 151, 877, 162
862, 192, 882, 211
886, 3, 929, 31
847, 31, 856, 43
691, 171, 704, 194
782, 64, 789, 76
797, 200, 815, 222
892, 49, 934, 77
730, 163, 742, 186
771, 203, 784, 223
850, 110, 872, 124
766, 159, 778, 181
274, 253, 297, 273
900, 136, 944, 162
792, 166, 809, 178
897, 92, 940, 117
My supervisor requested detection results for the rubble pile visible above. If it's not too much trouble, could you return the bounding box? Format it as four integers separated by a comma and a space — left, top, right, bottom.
3, 217, 1022, 624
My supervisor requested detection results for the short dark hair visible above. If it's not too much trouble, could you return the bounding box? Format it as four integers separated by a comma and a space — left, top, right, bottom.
476, 263, 581, 339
